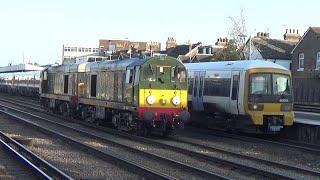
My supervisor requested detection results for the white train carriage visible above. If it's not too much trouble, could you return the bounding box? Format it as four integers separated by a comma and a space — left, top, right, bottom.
0, 70, 41, 96
185, 60, 294, 133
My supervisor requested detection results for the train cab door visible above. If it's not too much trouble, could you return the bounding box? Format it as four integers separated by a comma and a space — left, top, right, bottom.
125, 67, 135, 103
229, 71, 240, 115
192, 71, 205, 111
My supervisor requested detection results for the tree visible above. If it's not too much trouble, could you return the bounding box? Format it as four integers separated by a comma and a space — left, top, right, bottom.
228, 8, 247, 59
215, 40, 239, 60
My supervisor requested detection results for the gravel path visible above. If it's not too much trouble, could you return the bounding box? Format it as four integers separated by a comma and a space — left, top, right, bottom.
0, 114, 141, 179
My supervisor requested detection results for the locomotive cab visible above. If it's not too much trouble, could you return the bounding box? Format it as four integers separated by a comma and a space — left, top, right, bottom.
137, 57, 190, 135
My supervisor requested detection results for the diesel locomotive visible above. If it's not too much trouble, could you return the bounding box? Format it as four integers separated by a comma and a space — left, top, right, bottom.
185, 60, 294, 133
40, 56, 190, 136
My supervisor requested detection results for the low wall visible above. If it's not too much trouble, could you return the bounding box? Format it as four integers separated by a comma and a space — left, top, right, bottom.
283, 123, 320, 144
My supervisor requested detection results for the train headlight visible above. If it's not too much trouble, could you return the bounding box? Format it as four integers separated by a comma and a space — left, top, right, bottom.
249, 103, 264, 111
281, 103, 292, 111
172, 96, 181, 106
146, 95, 156, 105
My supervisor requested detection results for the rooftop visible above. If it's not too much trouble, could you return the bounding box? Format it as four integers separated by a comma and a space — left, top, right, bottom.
251, 38, 296, 60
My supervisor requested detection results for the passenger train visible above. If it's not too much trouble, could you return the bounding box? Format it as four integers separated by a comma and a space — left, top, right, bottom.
185, 60, 294, 133
0, 70, 41, 96
40, 56, 190, 136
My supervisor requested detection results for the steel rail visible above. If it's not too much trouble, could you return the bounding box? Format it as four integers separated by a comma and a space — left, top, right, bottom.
0, 131, 72, 180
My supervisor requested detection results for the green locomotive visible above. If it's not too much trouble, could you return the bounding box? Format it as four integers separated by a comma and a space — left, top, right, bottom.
40, 56, 190, 136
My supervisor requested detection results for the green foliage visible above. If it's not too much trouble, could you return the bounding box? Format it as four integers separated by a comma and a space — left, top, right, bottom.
215, 40, 239, 61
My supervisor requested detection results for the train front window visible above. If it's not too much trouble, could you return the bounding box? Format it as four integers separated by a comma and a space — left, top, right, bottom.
142, 64, 155, 82
273, 74, 291, 95
250, 74, 272, 95
250, 73, 291, 96
171, 66, 186, 82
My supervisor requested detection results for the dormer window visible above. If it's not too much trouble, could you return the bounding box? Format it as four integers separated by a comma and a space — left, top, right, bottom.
316, 52, 320, 70
298, 53, 304, 70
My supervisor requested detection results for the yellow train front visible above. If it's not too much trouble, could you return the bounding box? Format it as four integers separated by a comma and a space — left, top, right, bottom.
245, 66, 294, 133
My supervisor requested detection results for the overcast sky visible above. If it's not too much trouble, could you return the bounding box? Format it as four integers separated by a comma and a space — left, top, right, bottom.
0, 0, 318, 66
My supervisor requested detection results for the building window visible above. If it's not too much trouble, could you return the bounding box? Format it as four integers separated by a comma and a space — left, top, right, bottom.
298, 53, 304, 70
316, 52, 320, 69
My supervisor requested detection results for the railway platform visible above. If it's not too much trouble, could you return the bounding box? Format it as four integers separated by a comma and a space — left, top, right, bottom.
283, 111, 320, 144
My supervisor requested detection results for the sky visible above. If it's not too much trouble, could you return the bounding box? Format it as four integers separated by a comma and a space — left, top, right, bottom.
0, 0, 319, 66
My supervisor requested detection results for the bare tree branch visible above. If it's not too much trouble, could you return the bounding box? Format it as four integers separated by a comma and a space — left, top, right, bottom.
227, 8, 247, 59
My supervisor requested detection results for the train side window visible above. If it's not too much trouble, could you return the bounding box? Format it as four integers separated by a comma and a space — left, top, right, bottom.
64, 75, 69, 94
91, 75, 97, 97
204, 78, 231, 97
125, 69, 134, 84
134, 67, 140, 84
231, 75, 239, 100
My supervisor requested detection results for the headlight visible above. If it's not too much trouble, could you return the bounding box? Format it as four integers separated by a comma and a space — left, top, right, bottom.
172, 96, 181, 106
281, 103, 292, 111
146, 95, 156, 105
249, 103, 264, 111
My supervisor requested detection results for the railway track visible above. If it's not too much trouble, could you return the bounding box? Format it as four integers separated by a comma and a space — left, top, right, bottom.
193, 125, 320, 155
0, 101, 227, 179
1, 96, 320, 179
0, 130, 72, 180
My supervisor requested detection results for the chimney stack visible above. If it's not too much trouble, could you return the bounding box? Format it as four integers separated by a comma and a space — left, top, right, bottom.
283, 28, 301, 43
255, 32, 269, 39
215, 37, 228, 46
166, 37, 177, 50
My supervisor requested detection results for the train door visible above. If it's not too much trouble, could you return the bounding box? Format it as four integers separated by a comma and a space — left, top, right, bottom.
229, 71, 240, 114
133, 66, 140, 105
192, 71, 205, 111
125, 67, 135, 103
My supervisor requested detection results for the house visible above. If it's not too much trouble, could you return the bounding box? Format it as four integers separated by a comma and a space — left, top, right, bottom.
244, 30, 300, 70
291, 27, 320, 104
164, 37, 228, 63
99, 39, 161, 55
165, 42, 215, 63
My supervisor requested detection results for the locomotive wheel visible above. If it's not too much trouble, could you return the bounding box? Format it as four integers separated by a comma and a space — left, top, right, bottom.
140, 122, 149, 136
112, 115, 118, 129
59, 104, 64, 115
81, 108, 87, 121
62, 103, 70, 117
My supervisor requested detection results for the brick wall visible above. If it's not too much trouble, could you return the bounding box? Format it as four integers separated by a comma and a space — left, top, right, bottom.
292, 29, 320, 78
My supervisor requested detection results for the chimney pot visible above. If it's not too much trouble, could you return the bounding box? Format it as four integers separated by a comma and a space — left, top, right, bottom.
293, 29, 295, 33
286, 29, 288, 33
297, 29, 299, 34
